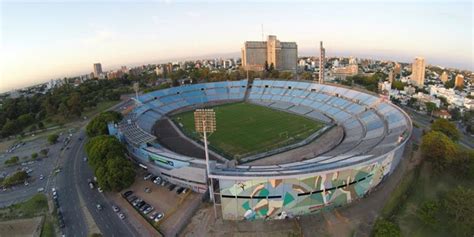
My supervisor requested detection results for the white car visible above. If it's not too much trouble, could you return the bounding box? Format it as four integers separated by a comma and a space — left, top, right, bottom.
98, 187, 103, 193
154, 213, 164, 222
112, 205, 120, 212
118, 213, 126, 220
37, 187, 44, 192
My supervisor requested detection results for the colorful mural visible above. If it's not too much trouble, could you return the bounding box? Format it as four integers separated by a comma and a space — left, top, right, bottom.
219, 153, 395, 220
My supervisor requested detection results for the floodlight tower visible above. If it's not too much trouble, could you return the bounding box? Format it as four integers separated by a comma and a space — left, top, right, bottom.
194, 109, 217, 218
319, 41, 325, 84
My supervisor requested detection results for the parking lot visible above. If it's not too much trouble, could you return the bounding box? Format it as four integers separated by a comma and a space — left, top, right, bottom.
0, 133, 71, 207
117, 172, 204, 236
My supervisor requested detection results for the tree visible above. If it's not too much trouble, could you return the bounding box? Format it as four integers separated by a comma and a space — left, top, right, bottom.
452, 149, 474, 179
47, 134, 59, 144
449, 108, 461, 121
86, 111, 123, 138
392, 80, 405, 90
431, 118, 460, 141
443, 186, 474, 236
40, 149, 49, 157
85, 135, 135, 191
416, 200, 439, 228
4, 156, 19, 165
31, 153, 38, 160
372, 219, 400, 237
421, 131, 458, 171
425, 102, 437, 113
2, 171, 28, 187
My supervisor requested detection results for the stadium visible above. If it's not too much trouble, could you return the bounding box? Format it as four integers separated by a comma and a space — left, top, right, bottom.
109, 79, 412, 220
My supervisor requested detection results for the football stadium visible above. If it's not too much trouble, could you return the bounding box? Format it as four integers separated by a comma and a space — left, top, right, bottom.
109, 79, 412, 220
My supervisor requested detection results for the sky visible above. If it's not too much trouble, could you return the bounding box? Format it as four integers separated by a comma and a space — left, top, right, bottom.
0, 0, 472, 92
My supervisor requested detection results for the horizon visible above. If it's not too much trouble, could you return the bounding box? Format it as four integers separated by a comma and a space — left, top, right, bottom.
1, 1, 472, 92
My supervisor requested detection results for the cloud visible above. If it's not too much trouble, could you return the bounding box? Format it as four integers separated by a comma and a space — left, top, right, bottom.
81, 29, 116, 46
185, 11, 201, 18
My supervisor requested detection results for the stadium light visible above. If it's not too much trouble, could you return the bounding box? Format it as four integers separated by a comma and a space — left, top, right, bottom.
194, 109, 218, 218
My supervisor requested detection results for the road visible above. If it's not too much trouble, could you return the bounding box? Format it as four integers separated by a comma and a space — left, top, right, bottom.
53, 99, 139, 237
404, 106, 474, 149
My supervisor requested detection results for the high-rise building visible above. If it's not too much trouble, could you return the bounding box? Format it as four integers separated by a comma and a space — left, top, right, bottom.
410, 57, 425, 87
455, 74, 464, 88
393, 62, 401, 79
241, 35, 297, 71
93, 63, 103, 78
388, 70, 394, 83
319, 41, 325, 83
440, 71, 449, 83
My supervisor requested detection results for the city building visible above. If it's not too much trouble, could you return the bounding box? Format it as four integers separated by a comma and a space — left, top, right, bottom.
332, 64, 358, 77
455, 74, 464, 88
319, 41, 325, 83
393, 62, 401, 77
410, 57, 425, 87
388, 70, 394, 83
93, 63, 103, 78
440, 71, 449, 83
241, 35, 297, 71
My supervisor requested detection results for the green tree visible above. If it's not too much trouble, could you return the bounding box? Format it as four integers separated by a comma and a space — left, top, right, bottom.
4, 156, 19, 165
40, 149, 49, 157
391, 80, 405, 90
425, 102, 437, 113
2, 171, 28, 187
47, 134, 59, 144
452, 149, 474, 179
421, 131, 458, 171
431, 118, 460, 141
86, 111, 123, 137
31, 153, 38, 160
372, 219, 400, 237
85, 135, 135, 191
443, 186, 474, 236
416, 200, 439, 228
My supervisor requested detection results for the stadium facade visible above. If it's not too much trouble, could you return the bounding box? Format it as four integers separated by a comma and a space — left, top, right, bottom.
109, 79, 412, 220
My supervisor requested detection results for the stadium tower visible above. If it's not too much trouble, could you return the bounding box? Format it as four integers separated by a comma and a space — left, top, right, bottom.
319, 41, 325, 84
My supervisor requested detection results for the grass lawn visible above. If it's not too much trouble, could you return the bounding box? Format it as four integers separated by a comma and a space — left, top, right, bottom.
0, 194, 48, 220
172, 102, 324, 159
40, 216, 55, 237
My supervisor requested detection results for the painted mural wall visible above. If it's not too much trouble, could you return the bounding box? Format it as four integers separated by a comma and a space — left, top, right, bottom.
219, 152, 395, 220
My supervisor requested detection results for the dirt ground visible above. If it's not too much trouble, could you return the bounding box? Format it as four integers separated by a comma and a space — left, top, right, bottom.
181, 139, 420, 237
0, 216, 43, 237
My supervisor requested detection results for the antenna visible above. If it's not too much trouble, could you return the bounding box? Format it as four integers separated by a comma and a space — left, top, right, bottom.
261, 24, 264, 41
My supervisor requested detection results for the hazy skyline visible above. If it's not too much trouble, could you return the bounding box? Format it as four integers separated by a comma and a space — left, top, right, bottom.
1, 1, 472, 92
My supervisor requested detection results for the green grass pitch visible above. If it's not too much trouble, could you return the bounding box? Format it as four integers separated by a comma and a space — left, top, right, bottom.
172, 102, 324, 159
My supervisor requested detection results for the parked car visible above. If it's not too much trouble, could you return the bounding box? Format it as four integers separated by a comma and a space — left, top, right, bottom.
118, 213, 126, 220
123, 190, 133, 198
149, 211, 159, 220
139, 204, 150, 212
168, 184, 176, 191
96, 204, 102, 211
143, 206, 154, 215
154, 213, 164, 222
112, 205, 120, 212
127, 195, 137, 203
153, 177, 162, 184
144, 173, 153, 181
144, 187, 151, 193
89, 182, 95, 189
98, 187, 103, 193
176, 187, 184, 194
37, 187, 44, 192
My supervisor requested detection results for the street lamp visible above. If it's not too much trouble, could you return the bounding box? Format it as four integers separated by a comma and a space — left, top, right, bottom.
194, 109, 217, 218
